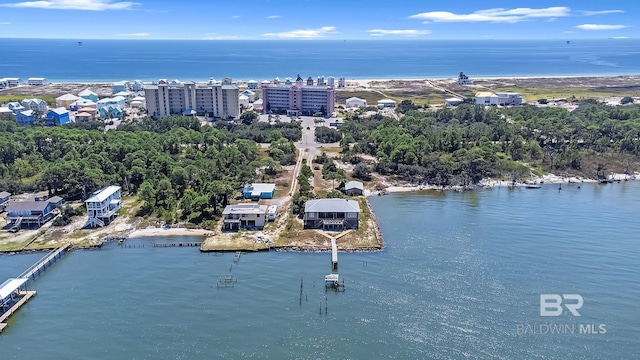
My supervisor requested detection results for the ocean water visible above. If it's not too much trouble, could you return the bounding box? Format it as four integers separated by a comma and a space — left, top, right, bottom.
1, 39, 640, 82
1, 182, 639, 359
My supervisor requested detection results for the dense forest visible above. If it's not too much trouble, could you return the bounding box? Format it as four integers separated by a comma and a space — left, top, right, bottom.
0, 116, 301, 224
339, 100, 640, 186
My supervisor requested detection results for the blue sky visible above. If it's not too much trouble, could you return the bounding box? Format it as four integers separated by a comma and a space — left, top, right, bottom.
0, 0, 636, 40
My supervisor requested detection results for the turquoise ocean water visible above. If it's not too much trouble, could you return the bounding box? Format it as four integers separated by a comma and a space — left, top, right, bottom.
1, 39, 640, 82
1, 182, 639, 359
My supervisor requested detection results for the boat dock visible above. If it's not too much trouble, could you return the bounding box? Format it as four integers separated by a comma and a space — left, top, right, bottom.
153, 242, 202, 247
1, 244, 71, 334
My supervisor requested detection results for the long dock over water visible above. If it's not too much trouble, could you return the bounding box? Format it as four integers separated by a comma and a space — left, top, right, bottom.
0, 244, 71, 333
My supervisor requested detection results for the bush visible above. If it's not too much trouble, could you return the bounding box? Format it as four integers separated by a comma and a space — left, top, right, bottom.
620, 96, 634, 105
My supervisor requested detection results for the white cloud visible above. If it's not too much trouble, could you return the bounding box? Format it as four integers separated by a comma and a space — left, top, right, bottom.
580, 10, 624, 16
0, 0, 139, 10
265, 15, 280, 19
367, 29, 431, 37
231, 15, 240, 19
0, 21, 11, 25
118, 32, 150, 37
611, 36, 629, 39
409, 7, 570, 23
575, 24, 627, 30
262, 26, 336, 39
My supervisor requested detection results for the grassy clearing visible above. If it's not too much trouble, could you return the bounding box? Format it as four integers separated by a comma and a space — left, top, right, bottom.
0, 94, 57, 107
495, 87, 640, 102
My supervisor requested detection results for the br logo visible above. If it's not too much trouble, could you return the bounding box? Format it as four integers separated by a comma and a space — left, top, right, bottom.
540, 294, 583, 316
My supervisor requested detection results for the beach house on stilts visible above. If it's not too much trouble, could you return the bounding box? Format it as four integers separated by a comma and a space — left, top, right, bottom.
85, 186, 122, 227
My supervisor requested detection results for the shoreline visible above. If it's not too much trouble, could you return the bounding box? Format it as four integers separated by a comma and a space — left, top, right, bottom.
2, 74, 639, 86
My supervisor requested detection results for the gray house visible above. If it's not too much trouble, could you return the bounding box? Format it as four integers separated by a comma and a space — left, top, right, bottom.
303, 198, 360, 231
222, 204, 268, 231
344, 181, 364, 196
6, 200, 56, 228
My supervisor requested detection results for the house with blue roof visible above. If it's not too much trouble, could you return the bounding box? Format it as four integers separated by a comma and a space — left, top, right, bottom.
15, 110, 37, 126
243, 183, 276, 200
46, 107, 70, 126
99, 105, 124, 119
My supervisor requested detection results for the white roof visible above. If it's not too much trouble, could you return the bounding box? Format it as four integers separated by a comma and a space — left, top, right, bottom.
377, 99, 396, 104
223, 204, 267, 215
346, 97, 365, 102
114, 91, 131, 97
112, 96, 126, 102
85, 185, 121, 203
28, 77, 46, 81
131, 96, 145, 101
79, 88, 97, 96
305, 198, 360, 213
239, 94, 249, 100
57, 93, 80, 101
345, 181, 364, 191
0, 278, 28, 300
0, 107, 12, 113
244, 183, 275, 193
49, 107, 69, 115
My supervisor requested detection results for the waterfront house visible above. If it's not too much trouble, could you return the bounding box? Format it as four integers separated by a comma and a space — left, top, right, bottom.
0, 107, 14, 121
4, 78, 21, 87
0, 191, 10, 211
85, 186, 122, 227
55, 94, 80, 109
243, 183, 276, 200
346, 97, 367, 108
46, 108, 70, 126
344, 181, 364, 196
27, 77, 47, 86
0, 78, 8, 89
222, 204, 268, 231
78, 88, 99, 102
15, 110, 37, 126
457, 72, 473, 85
6, 199, 56, 228
21, 98, 47, 113
247, 80, 258, 89
303, 198, 360, 231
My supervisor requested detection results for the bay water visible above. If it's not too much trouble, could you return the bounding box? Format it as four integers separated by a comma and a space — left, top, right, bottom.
1, 39, 640, 82
1, 181, 639, 359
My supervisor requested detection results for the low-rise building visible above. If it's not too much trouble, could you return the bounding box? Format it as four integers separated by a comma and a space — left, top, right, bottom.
0, 107, 14, 121
377, 99, 396, 108
247, 80, 258, 89
85, 186, 122, 227
78, 88, 99, 102
475, 91, 522, 106
457, 72, 473, 85
6, 199, 57, 228
112, 80, 129, 93
15, 110, 37, 126
46, 108, 70, 125
243, 183, 276, 200
56, 94, 80, 109
222, 204, 268, 231
4, 78, 21, 87
445, 97, 464, 108
344, 181, 364, 196
21, 98, 47, 113
131, 80, 144, 92
27, 77, 47, 86
241, 90, 256, 102
346, 97, 367, 108
303, 198, 360, 231
267, 205, 278, 221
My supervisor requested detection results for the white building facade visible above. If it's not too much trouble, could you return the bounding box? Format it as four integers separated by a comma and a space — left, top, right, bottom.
85, 186, 122, 227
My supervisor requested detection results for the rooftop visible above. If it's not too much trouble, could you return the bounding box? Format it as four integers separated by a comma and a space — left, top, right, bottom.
223, 204, 267, 215
85, 186, 121, 203
304, 198, 361, 213
6, 200, 50, 212
243, 183, 276, 193
345, 181, 364, 191
475, 91, 495, 97
0, 278, 28, 300
0, 191, 10, 198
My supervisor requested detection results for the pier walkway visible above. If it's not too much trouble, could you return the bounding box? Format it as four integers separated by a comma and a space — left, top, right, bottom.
18, 243, 71, 283
0, 291, 36, 333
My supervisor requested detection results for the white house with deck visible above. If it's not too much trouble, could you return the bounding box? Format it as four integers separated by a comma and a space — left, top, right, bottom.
85, 186, 122, 227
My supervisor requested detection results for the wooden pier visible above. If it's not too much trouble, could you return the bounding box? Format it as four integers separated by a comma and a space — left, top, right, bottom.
0, 291, 36, 333
331, 238, 338, 271
18, 244, 72, 283
153, 242, 202, 247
